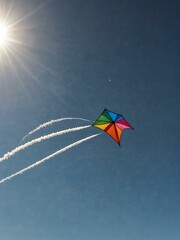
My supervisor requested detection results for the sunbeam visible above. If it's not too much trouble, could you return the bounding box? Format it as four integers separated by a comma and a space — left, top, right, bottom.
0, 21, 9, 48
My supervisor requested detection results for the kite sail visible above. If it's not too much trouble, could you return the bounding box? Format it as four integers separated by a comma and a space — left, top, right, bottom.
92, 109, 133, 145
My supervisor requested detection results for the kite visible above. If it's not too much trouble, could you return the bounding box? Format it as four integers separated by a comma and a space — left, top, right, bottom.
0, 110, 133, 184
92, 109, 133, 145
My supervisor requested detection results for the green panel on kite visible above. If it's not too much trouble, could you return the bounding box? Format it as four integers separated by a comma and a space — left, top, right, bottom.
96, 114, 112, 123
92, 120, 110, 125
102, 110, 112, 122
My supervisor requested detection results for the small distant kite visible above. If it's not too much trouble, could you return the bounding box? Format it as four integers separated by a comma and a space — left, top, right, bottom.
0, 109, 133, 184
92, 109, 133, 145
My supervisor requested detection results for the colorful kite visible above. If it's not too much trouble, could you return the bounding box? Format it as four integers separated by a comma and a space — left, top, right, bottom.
92, 109, 133, 145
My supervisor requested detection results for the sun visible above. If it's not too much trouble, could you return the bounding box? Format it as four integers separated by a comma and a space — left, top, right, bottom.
0, 1, 52, 85
0, 22, 9, 48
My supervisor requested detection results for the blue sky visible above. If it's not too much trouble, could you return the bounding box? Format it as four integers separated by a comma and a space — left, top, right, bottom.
0, 0, 179, 239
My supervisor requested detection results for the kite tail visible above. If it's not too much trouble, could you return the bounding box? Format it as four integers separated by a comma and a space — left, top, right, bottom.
0, 133, 102, 184
0, 125, 91, 162
21, 117, 91, 143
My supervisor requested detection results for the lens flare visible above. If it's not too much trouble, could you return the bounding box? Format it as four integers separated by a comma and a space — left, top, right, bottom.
0, 22, 9, 48
0, 1, 54, 88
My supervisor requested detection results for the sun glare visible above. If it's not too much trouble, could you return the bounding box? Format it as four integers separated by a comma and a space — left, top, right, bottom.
0, 22, 9, 48
0, 1, 51, 85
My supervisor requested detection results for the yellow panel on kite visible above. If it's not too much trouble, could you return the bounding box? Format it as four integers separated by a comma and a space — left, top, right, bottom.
93, 123, 110, 130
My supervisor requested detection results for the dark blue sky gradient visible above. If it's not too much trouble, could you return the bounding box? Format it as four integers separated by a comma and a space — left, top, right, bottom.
0, 0, 179, 239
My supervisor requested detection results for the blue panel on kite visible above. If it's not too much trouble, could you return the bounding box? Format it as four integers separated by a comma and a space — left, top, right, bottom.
116, 115, 123, 121
107, 111, 117, 121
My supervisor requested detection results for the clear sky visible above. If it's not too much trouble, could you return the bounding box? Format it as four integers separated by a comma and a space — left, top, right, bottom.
0, 0, 179, 239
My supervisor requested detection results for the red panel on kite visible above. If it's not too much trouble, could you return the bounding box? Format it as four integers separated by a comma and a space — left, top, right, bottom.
92, 109, 133, 145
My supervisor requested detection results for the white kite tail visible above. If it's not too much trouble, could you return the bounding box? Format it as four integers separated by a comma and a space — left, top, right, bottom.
21, 117, 92, 143
0, 125, 92, 162
0, 133, 102, 184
